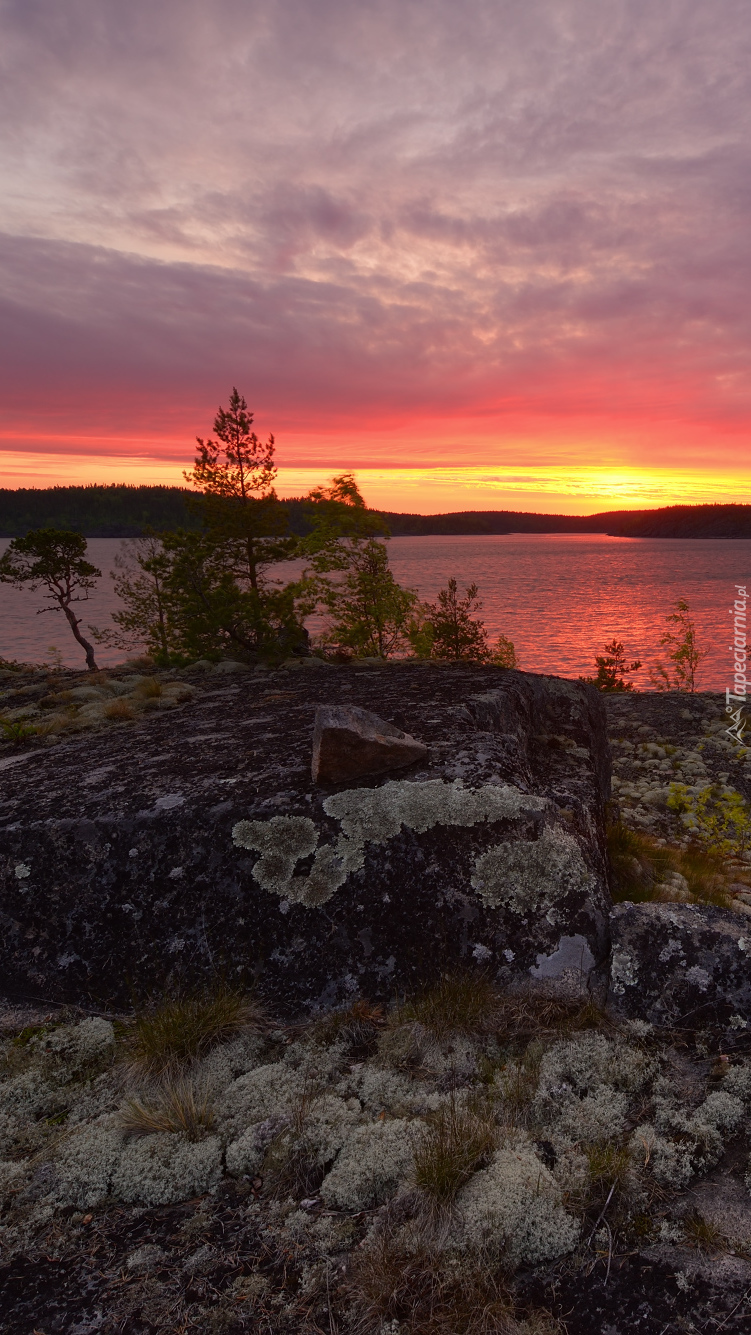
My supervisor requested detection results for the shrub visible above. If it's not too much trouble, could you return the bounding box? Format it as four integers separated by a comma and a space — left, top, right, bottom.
668, 783, 751, 859
128, 987, 265, 1077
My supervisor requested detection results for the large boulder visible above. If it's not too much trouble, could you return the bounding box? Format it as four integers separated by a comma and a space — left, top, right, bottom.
609, 901, 751, 1034
0, 665, 611, 1015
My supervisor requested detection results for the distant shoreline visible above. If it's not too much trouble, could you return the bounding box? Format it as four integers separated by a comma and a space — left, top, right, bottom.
1, 486, 750, 539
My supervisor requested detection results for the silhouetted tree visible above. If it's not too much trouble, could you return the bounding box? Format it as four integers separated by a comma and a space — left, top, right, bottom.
0, 529, 101, 669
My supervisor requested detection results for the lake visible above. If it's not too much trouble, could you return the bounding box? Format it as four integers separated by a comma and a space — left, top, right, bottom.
1, 534, 748, 691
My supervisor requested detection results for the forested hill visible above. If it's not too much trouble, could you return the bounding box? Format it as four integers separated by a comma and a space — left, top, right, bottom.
0, 486, 750, 539
384, 503, 751, 538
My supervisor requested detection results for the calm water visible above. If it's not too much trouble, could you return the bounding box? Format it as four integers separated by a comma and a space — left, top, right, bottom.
1, 534, 748, 690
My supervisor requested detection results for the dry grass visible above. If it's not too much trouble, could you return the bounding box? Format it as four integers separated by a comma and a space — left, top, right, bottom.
128, 986, 266, 1077
135, 676, 163, 699
494, 1041, 545, 1125
608, 820, 735, 910
119, 1077, 215, 1141
491, 993, 608, 1048
393, 973, 502, 1038
680, 847, 730, 909
344, 1233, 560, 1335
412, 1099, 497, 1204
104, 699, 136, 721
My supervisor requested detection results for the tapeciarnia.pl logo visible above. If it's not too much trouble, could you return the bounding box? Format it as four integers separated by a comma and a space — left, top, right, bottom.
726, 583, 748, 743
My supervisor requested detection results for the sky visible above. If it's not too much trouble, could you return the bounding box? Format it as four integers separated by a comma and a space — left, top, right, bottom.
1, 0, 751, 514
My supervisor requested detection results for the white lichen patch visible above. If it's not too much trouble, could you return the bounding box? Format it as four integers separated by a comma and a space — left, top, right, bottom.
453, 1136, 580, 1265
532, 1032, 654, 1147
320, 1117, 424, 1210
471, 827, 592, 914
632, 1080, 746, 1188
233, 779, 546, 906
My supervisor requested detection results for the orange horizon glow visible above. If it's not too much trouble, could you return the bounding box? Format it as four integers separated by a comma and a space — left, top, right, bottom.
1, 443, 748, 517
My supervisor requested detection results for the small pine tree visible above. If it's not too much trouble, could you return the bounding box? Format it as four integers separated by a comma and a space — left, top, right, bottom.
184, 387, 295, 591
491, 634, 517, 668
90, 534, 178, 664
426, 579, 489, 661
584, 639, 642, 692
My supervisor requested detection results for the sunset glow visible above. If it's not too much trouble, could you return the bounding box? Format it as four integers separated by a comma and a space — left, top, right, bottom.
2, 2, 751, 508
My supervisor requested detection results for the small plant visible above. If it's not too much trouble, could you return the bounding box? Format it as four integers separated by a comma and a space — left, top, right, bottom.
496, 1041, 544, 1124
649, 598, 706, 692
104, 699, 136, 721
0, 717, 39, 744
585, 1141, 633, 1207
262, 1072, 325, 1198
128, 986, 265, 1076
668, 783, 751, 858
310, 998, 385, 1054
412, 1100, 497, 1204
679, 845, 730, 907
393, 973, 502, 1038
344, 1232, 548, 1334
120, 1077, 215, 1141
492, 633, 518, 668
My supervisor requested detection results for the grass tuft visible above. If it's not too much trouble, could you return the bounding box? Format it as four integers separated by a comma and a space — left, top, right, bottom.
104, 699, 136, 721
119, 1077, 215, 1141
393, 973, 502, 1038
135, 676, 163, 699
607, 823, 677, 903
128, 986, 265, 1077
682, 1211, 726, 1253
309, 998, 385, 1052
412, 1099, 497, 1204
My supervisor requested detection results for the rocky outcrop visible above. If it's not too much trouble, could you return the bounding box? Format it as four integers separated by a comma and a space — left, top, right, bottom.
609, 900, 751, 1034
0, 664, 611, 1014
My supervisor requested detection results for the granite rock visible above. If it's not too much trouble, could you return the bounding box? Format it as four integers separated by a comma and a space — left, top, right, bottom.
609, 900, 751, 1033
0, 664, 611, 1015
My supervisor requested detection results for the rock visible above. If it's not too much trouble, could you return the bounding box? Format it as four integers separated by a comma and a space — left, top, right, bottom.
0, 665, 611, 1014
213, 660, 252, 674
311, 704, 428, 783
609, 901, 751, 1034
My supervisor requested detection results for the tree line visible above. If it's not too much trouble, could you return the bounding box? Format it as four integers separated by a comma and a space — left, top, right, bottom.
0, 390, 517, 672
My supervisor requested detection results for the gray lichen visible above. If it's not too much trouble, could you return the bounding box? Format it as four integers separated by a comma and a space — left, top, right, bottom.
233, 779, 546, 907
470, 827, 591, 914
